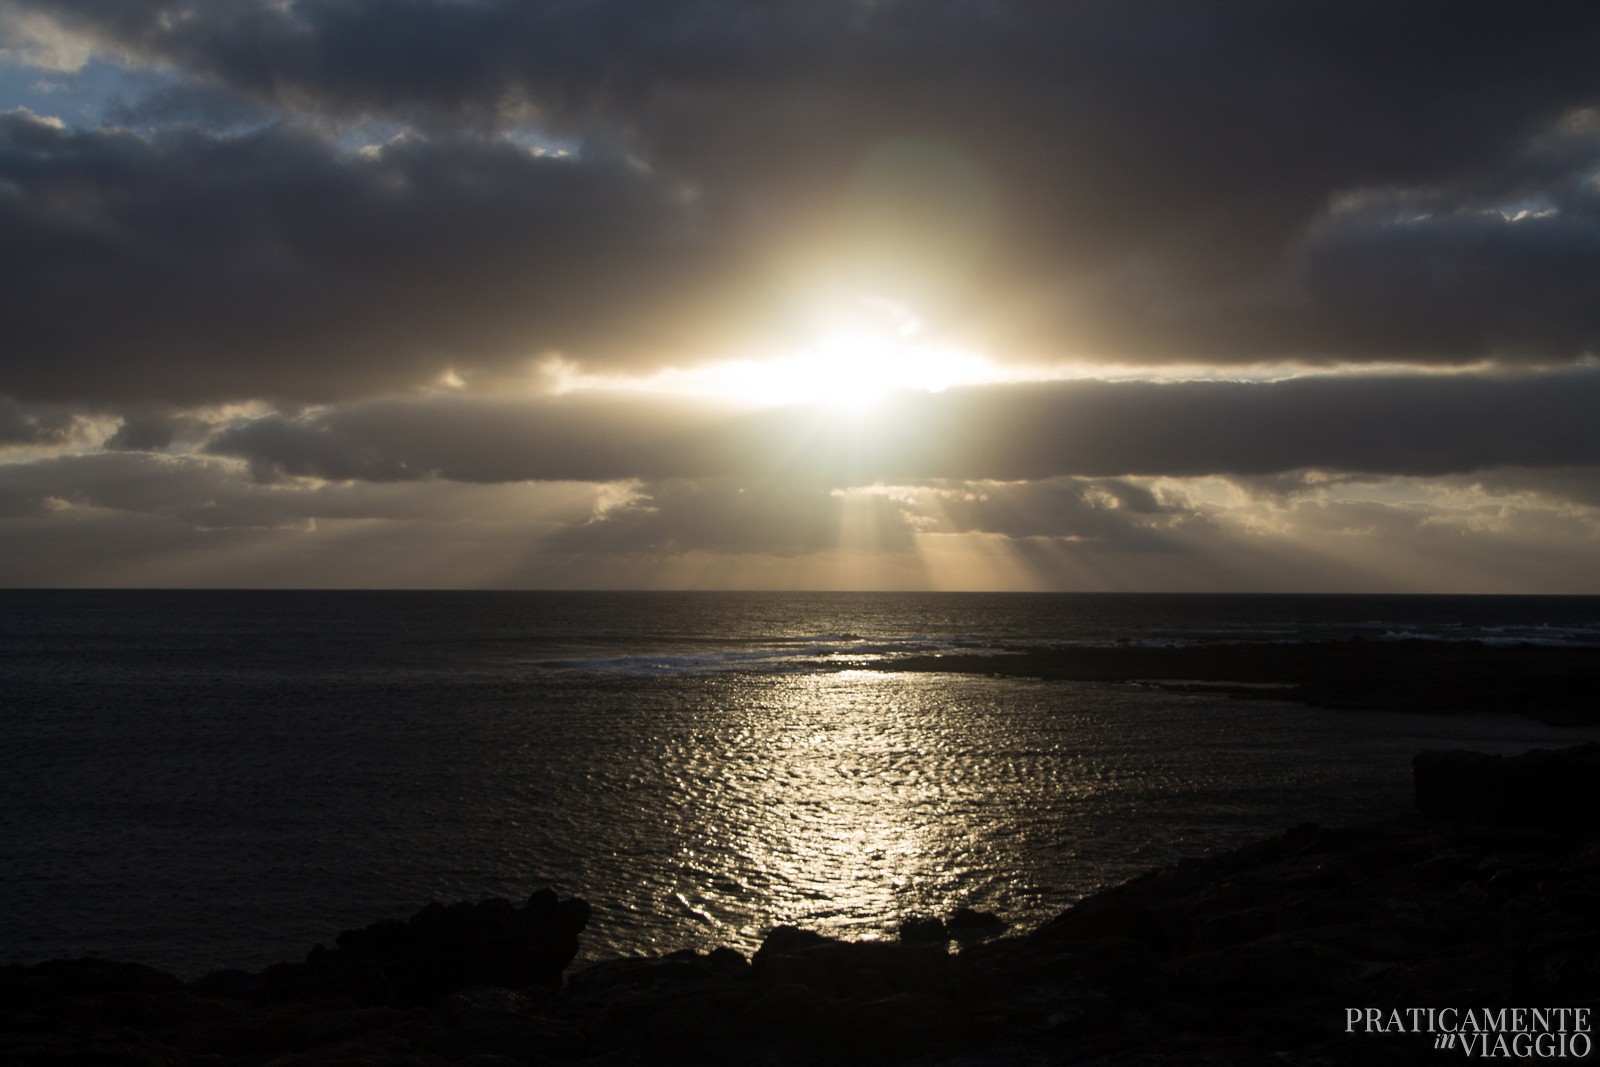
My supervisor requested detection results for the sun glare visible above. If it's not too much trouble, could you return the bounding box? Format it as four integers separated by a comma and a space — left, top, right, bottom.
566, 298, 1007, 411
707, 331, 997, 411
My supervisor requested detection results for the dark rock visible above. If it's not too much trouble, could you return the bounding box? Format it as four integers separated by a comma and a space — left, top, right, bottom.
439, 985, 535, 1023
181, 1009, 318, 1055
946, 906, 1008, 939
1413, 744, 1600, 827
751, 925, 830, 970
813, 991, 963, 1053
258, 952, 394, 1007
1411, 848, 1480, 886
705, 946, 749, 973
1077, 935, 1162, 995
1191, 903, 1282, 950
189, 968, 260, 1000
897, 915, 948, 943
456, 1055, 526, 1067
739, 981, 825, 1038
888, 640, 1600, 724
566, 951, 720, 997
1029, 890, 1169, 950
754, 949, 831, 994
1161, 937, 1366, 997
637, 988, 753, 1043
777, 937, 954, 997
306, 890, 590, 1007
0, 959, 182, 1006
428, 1014, 587, 1061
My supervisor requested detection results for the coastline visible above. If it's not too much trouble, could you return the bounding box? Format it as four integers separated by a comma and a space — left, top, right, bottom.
5, 744, 1596, 1065
881, 638, 1600, 726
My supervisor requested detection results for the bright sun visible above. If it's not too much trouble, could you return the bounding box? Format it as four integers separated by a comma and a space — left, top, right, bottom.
572, 298, 1005, 411
705, 330, 995, 411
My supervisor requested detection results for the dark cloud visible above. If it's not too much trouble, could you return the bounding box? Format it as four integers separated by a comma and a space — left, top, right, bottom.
1440, 466, 1600, 510
0, 450, 1594, 590
5, 1, 1600, 389
0, 450, 605, 529
906, 373, 1600, 481
0, 451, 291, 525
543, 475, 1190, 559
1148, 464, 1600, 515
206, 393, 739, 483
103, 413, 180, 452
26, 2, 1598, 174
205, 371, 1600, 485
0, 446, 1173, 560
102, 78, 278, 132
549, 478, 916, 557
101, 405, 225, 451
1295, 178, 1600, 361
0, 394, 85, 446
0, 110, 748, 404
878, 479, 1189, 550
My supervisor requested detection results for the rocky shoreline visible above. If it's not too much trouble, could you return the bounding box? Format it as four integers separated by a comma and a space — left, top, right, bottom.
884, 638, 1600, 726
4, 744, 1597, 1065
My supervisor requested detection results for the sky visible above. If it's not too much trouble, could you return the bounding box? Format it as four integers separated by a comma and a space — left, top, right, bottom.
2, 1, 1599, 591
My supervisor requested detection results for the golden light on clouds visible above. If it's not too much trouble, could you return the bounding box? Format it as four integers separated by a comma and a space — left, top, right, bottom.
555, 297, 1015, 410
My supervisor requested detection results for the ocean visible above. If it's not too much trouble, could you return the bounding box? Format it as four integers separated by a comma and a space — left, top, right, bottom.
3, 590, 1598, 979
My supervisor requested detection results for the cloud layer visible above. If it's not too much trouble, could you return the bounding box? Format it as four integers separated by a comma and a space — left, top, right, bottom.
4, 0, 1600, 402
3, 1, 1600, 589
206, 373, 1600, 484
0, 109, 745, 403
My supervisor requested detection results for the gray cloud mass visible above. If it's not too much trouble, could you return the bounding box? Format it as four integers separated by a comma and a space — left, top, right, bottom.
1, 0, 1598, 402
0, 395, 85, 446
4, 1, 1600, 588
0, 109, 739, 403
206, 373, 1600, 485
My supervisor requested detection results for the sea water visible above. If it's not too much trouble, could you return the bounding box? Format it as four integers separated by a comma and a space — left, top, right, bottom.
3, 590, 1598, 978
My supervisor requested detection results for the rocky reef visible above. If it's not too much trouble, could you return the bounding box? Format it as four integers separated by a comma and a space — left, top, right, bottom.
3, 745, 1597, 1065
888, 639, 1600, 726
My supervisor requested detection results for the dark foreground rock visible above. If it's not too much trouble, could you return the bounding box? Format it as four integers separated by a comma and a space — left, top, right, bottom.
253, 890, 592, 1008
4, 746, 1598, 1065
1413, 744, 1600, 828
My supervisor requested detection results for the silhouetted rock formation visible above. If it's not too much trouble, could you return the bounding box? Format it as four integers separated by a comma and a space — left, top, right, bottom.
315, 890, 583, 1007
194, 889, 592, 1010
1414, 743, 1600, 827
3, 747, 1598, 1064
947, 905, 1009, 939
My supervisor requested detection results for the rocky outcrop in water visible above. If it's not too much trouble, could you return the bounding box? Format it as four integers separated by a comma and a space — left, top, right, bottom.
890, 639, 1600, 725
3, 746, 1597, 1065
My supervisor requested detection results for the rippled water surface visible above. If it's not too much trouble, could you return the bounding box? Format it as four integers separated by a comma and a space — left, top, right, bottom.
4, 590, 1598, 977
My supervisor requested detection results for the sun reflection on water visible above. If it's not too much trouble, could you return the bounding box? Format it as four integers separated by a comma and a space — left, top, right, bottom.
545, 667, 1581, 965
673, 670, 997, 945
